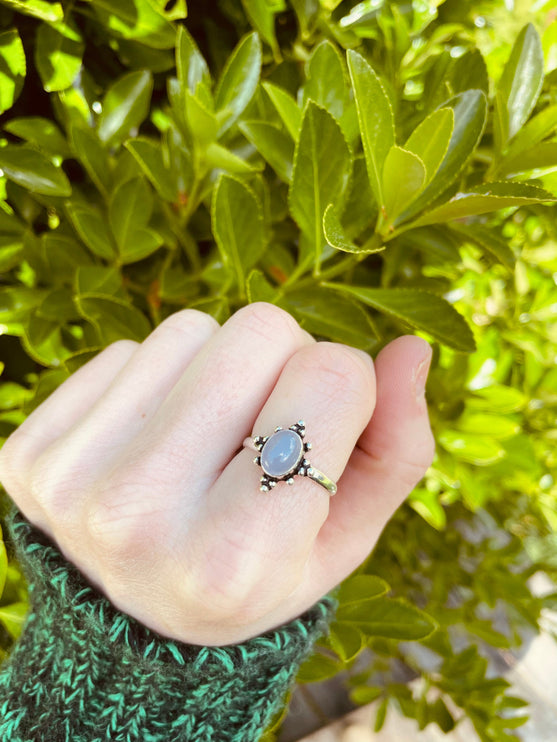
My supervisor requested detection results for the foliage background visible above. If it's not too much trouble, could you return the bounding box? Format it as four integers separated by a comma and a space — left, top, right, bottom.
0, 0, 556, 740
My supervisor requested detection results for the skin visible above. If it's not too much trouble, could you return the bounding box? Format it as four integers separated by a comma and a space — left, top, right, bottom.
0, 302, 435, 647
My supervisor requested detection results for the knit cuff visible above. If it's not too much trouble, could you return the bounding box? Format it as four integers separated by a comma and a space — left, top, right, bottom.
0, 506, 338, 742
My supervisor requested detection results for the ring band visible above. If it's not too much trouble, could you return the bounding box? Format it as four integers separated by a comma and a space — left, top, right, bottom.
242, 420, 337, 496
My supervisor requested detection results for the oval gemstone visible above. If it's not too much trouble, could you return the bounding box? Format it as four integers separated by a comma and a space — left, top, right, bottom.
260, 429, 303, 479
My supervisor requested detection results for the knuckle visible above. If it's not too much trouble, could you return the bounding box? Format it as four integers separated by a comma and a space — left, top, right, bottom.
190, 527, 263, 623
105, 339, 139, 356
232, 302, 303, 345
298, 342, 374, 402
0, 435, 24, 496
156, 308, 220, 341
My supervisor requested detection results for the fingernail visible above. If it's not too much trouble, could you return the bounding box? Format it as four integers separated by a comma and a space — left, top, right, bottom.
414, 346, 432, 401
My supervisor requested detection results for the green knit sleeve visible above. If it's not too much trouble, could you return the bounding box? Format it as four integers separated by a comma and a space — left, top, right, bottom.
0, 506, 338, 742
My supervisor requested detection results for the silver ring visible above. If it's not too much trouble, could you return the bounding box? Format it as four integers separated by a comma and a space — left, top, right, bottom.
242, 420, 337, 496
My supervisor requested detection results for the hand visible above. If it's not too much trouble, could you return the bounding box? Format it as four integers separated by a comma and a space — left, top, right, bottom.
0, 303, 434, 646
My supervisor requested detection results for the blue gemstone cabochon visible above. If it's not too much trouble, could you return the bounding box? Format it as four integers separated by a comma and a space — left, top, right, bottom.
260, 429, 304, 478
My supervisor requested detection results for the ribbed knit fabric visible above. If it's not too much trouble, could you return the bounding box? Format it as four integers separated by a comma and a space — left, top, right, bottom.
0, 506, 338, 742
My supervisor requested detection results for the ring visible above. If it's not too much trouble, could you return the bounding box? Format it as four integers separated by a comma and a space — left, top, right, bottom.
242, 420, 337, 496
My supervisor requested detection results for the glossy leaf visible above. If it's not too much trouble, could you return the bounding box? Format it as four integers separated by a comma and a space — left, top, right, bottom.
0, 144, 71, 196
70, 125, 112, 195
411, 182, 556, 227
246, 269, 278, 303
338, 596, 437, 640
323, 203, 385, 254
0, 29, 26, 115
185, 89, 217, 149
502, 105, 557, 163
397, 90, 487, 224
212, 174, 266, 292
215, 32, 262, 135
5, 117, 71, 158
494, 24, 544, 151
239, 120, 294, 182
262, 81, 301, 141
438, 430, 506, 466
98, 70, 153, 146
22, 311, 74, 366
66, 203, 116, 260
176, 25, 211, 96
125, 137, 178, 201
288, 101, 352, 270
0, 602, 27, 639
467, 385, 527, 413
284, 287, 377, 349
90, 0, 177, 49
205, 142, 264, 175
347, 49, 395, 209
76, 294, 151, 343
323, 283, 476, 352
405, 107, 454, 186
241, 0, 282, 57
337, 574, 391, 605
109, 177, 163, 263
328, 622, 365, 663
450, 223, 515, 270
382, 146, 426, 226
497, 142, 557, 176
302, 40, 345, 126
296, 651, 343, 682
0, 0, 62, 22
35, 21, 83, 93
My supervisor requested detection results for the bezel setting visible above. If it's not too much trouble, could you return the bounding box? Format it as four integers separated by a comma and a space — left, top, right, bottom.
252, 420, 313, 492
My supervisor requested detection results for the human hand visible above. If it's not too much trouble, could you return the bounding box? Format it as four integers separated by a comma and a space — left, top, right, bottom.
0, 303, 434, 646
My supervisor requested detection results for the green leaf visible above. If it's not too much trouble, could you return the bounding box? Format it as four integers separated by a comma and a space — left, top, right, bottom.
98, 70, 153, 146
125, 137, 178, 201
382, 146, 426, 226
0, 238, 23, 272
411, 182, 556, 227
37, 287, 80, 322
467, 385, 527, 413
397, 90, 487, 225
0, 286, 45, 324
74, 266, 123, 296
0, 601, 28, 639
288, 101, 352, 272
302, 40, 345, 126
497, 142, 557, 176
350, 686, 384, 706
262, 81, 301, 141
246, 269, 278, 303
494, 24, 544, 151
35, 21, 84, 93
239, 120, 294, 182
284, 286, 377, 349
205, 141, 263, 175
215, 32, 262, 135
337, 574, 390, 606
438, 430, 506, 466
0, 29, 26, 115
241, 0, 283, 57
347, 49, 395, 209
296, 651, 343, 682
70, 125, 112, 195
339, 596, 437, 640
0, 0, 63, 22
323, 284, 476, 352
66, 203, 116, 260
449, 223, 515, 271
176, 25, 211, 96
76, 293, 151, 343
41, 232, 93, 282
405, 108, 454, 186
5, 117, 70, 158
212, 174, 266, 293
184, 89, 217, 149
0, 144, 71, 196
90, 0, 177, 49
22, 311, 73, 367
109, 176, 163, 263
323, 203, 384, 254
375, 698, 388, 732
502, 105, 557, 162
409, 488, 447, 530
329, 622, 365, 663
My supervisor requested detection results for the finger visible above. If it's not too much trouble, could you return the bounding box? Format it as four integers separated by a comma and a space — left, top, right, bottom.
195, 341, 376, 611
99, 302, 314, 498
0, 340, 137, 523
9, 309, 219, 529
305, 335, 435, 598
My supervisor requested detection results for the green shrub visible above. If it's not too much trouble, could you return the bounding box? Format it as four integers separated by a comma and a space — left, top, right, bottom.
0, 1, 556, 739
